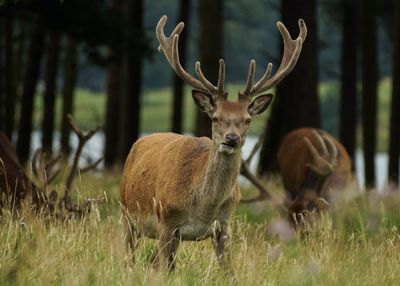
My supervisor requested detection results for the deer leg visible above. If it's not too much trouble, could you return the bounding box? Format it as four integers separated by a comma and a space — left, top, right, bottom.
213, 223, 231, 266
123, 216, 140, 264
158, 224, 180, 271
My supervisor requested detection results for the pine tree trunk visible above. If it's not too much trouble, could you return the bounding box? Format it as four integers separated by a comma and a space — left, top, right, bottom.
0, 11, 5, 132
60, 36, 78, 155
9, 18, 28, 140
388, 0, 400, 187
105, 49, 121, 167
16, 17, 46, 164
339, 0, 359, 168
171, 0, 190, 134
42, 30, 61, 154
258, 0, 320, 175
118, 0, 143, 161
361, 0, 378, 189
105, 0, 122, 168
4, 11, 15, 139
194, 0, 223, 138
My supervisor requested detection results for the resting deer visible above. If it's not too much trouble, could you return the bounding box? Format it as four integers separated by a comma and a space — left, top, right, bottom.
277, 128, 352, 225
120, 15, 307, 269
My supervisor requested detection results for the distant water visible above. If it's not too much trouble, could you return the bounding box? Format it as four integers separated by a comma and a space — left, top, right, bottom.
30, 132, 388, 191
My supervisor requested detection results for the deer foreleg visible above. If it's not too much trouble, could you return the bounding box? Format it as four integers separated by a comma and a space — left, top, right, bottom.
158, 224, 180, 271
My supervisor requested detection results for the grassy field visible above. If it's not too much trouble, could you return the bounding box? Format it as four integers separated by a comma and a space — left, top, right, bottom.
2, 173, 400, 285
32, 79, 392, 151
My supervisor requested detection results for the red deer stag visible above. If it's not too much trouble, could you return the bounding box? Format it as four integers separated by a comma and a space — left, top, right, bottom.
120, 15, 307, 269
277, 128, 352, 225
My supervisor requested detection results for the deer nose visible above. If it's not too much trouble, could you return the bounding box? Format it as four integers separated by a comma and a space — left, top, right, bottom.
225, 133, 240, 146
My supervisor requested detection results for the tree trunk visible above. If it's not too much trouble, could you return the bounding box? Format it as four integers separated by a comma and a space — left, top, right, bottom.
4, 11, 15, 139
105, 49, 122, 167
60, 36, 78, 155
8, 18, 29, 140
361, 0, 378, 189
0, 11, 5, 132
194, 0, 223, 138
258, 0, 320, 175
118, 0, 143, 161
42, 30, 61, 155
388, 0, 400, 187
339, 0, 359, 168
171, 0, 190, 134
105, 0, 122, 168
16, 17, 46, 164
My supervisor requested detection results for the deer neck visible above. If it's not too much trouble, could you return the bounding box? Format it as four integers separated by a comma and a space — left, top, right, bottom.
199, 145, 241, 203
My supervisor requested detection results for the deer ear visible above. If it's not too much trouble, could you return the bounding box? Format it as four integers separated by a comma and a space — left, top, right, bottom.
248, 93, 273, 115
192, 90, 215, 116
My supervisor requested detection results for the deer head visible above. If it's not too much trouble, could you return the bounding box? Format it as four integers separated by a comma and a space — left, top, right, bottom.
156, 15, 307, 154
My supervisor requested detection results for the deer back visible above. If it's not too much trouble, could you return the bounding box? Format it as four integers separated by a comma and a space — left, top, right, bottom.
120, 133, 213, 216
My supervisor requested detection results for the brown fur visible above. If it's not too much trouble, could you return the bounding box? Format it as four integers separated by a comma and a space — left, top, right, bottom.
121, 14, 300, 269
0, 132, 45, 211
120, 132, 242, 268
277, 128, 352, 221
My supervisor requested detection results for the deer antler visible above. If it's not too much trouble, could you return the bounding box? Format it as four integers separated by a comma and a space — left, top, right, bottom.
32, 148, 62, 188
62, 115, 103, 209
240, 134, 273, 203
239, 19, 307, 101
156, 15, 227, 100
303, 130, 338, 176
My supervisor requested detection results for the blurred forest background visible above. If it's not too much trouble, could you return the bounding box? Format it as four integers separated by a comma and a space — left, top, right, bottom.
0, 0, 398, 190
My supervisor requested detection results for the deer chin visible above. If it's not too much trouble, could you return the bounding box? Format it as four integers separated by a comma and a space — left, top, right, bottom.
218, 143, 237, 155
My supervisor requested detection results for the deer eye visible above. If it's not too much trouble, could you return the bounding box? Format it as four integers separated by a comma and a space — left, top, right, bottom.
212, 117, 220, 123
245, 118, 252, 124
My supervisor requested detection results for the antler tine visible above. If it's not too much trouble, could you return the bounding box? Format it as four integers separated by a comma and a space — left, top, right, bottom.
251, 63, 273, 93
32, 148, 43, 180
240, 158, 272, 201
312, 130, 329, 157
195, 61, 217, 93
170, 35, 207, 92
242, 60, 256, 96
246, 132, 264, 164
194, 59, 227, 99
303, 136, 320, 161
80, 158, 103, 174
304, 133, 337, 176
240, 132, 274, 202
156, 15, 184, 64
240, 19, 307, 101
217, 59, 226, 96
323, 135, 338, 162
157, 15, 227, 99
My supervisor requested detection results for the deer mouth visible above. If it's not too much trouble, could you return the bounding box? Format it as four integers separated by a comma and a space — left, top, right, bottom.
219, 142, 237, 154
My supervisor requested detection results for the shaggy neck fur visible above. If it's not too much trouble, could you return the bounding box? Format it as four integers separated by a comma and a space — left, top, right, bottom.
199, 145, 241, 204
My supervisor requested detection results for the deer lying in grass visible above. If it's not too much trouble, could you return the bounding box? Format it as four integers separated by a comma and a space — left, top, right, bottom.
240, 128, 352, 228
277, 128, 352, 225
120, 15, 307, 269
0, 132, 45, 213
0, 116, 102, 219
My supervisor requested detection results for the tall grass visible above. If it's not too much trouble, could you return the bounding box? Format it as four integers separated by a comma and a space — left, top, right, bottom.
1, 174, 400, 285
